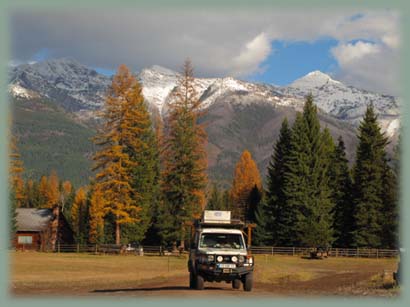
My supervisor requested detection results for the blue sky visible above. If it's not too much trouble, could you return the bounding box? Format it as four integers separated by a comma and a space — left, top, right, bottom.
12, 9, 399, 94
248, 38, 339, 85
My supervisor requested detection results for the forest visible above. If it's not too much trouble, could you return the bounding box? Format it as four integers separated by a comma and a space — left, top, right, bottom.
9, 60, 400, 250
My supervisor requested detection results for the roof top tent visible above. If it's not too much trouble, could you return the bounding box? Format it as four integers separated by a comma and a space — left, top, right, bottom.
192, 211, 255, 247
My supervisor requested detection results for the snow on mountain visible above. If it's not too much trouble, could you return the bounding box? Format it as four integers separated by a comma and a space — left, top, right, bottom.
9, 57, 112, 111
8, 58, 400, 137
280, 71, 400, 131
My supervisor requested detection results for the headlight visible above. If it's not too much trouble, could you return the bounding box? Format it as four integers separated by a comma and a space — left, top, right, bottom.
207, 255, 215, 262
231, 256, 238, 263
239, 255, 245, 263
217, 255, 223, 262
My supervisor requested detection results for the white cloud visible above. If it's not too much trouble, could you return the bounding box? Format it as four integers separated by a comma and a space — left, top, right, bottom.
10, 8, 400, 94
331, 41, 381, 66
230, 32, 271, 77
331, 41, 399, 95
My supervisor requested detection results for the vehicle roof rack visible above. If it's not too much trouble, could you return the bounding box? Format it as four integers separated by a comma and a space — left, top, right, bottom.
194, 219, 245, 229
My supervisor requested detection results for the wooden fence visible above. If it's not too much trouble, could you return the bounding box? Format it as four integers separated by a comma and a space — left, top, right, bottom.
53, 244, 398, 258
249, 246, 398, 258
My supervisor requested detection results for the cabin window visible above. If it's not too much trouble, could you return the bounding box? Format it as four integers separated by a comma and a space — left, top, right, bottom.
17, 236, 33, 244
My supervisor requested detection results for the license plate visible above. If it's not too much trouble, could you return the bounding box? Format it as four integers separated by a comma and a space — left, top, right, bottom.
218, 263, 236, 269
223, 269, 232, 273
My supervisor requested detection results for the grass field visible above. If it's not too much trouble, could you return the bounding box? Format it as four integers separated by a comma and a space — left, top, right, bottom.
10, 252, 399, 297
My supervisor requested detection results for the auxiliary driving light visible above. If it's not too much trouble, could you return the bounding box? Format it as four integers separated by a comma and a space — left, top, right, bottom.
238, 255, 245, 263
207, 255, 215, 262
231, 256, 238, 263
217, 255, 223, 262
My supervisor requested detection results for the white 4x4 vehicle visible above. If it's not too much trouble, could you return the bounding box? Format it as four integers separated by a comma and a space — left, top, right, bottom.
188, 211, 254, 291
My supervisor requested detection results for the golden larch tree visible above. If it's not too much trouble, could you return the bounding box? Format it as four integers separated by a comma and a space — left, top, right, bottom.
89, 187, 105, 244
9, 137, 25, 207
45, 170, 60, 208
71, 187, 87, 241
231, 150, 262, 221
93, 64, 145, 244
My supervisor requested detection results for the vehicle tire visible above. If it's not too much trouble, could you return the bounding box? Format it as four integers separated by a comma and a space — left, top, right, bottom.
243, 273, 253, 292
232, 279, 241, 289
189, 272, 196, 289
195, 274, 204, 290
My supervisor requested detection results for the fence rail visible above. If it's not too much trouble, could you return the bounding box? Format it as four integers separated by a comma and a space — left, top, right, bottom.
249, 246, 398, 258
51, 244, 399, 258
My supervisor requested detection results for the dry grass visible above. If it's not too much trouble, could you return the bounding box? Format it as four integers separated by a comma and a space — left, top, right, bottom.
253, 254, 397, 284
10, 252, 398, 294
11, 251, 187, 290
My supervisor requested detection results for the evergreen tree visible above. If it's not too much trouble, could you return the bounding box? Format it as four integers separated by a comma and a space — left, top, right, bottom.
230, 150, 262, 222
330, 136, 354, 247
161, 59, 208, 250
380, 163, 398, 248
253, 199, 273, 246
265, 118, 292, 246
283, 95, 335, 247
207, 184, 226, 210
352, 104, 388, 248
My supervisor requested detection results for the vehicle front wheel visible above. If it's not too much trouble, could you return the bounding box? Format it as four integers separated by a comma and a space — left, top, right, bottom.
195, 274, 204, 290
189, 272, 196, 289
232, 279, 241, 289
243, 273, 253, 292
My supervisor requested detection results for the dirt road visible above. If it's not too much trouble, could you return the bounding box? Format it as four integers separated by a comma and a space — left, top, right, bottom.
13, 270, 396, 297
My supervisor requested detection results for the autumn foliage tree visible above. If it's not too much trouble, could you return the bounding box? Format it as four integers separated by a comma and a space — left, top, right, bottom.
9, 137, 25, 207
71, 187, 88, 243
161, 59, 208, 249
230, 150, 262, 221
89, 187, 105, 244
93, 64, 153, 244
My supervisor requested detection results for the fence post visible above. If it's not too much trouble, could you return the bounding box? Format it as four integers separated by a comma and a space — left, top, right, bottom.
95, 244, 98, 254
160, 246, 162, 256
293, 247, 295, 256
271, 247, 274, 256
57, 242, 60, 253
77, 243, 80, 253
376, 249, 379, 259
356, 247, 359, 257
336, 248, 338, 257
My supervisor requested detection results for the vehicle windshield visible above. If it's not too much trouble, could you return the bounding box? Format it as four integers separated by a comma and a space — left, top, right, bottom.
199, 233, 245, 249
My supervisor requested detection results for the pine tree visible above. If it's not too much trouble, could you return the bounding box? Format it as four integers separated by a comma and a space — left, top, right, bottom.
283, 95, 335, 247
352, 104, 388, 248
93, 64, 148, 244
330, 136, 354, 247
380, 163, 398, 248
253, 198, 273, 246
265, 118, 292, 246
230, 150, 262, 222
207, 184, 225, 210
161, 59, 208, 249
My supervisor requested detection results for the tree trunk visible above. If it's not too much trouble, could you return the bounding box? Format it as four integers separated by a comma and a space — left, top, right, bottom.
115, 220, 120, 245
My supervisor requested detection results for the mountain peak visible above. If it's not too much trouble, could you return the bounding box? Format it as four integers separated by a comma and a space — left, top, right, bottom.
142, 65, 178, 76
290, 70, 339, 89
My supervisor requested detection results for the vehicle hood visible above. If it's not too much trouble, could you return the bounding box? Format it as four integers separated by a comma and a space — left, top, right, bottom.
198, 248, 247, 255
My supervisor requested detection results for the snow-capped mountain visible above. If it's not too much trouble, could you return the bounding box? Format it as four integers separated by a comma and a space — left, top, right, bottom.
9, 57, 112, 111
279, 71, 400, 135
8, 58, 400, 137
